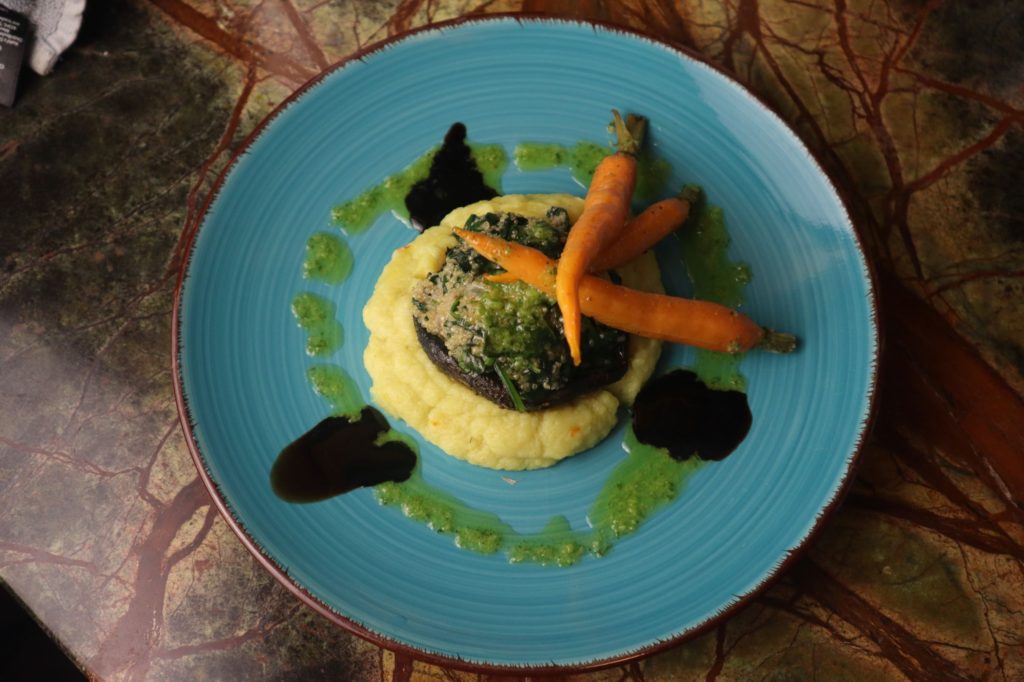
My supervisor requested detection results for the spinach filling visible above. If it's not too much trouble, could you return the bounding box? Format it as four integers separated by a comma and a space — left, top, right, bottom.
412, 210, 628, 410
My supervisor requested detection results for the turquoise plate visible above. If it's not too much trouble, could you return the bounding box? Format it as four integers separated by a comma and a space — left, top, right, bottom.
174, 17, 877, 673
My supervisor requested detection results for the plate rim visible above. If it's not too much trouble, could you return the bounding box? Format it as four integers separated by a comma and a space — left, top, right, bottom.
171, 12, 881, 674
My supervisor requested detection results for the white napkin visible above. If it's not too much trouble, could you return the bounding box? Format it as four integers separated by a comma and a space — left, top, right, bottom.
3, 0, 85, 75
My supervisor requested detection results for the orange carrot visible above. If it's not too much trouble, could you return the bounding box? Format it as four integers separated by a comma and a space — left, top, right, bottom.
590, 185, 701, 273
557, 110, 647, 365
485, 185, 700, 284
455, 228, 796, 354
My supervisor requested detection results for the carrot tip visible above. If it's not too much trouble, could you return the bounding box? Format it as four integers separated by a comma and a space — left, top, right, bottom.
569, 345, 582, 366
758, 329, 799, 354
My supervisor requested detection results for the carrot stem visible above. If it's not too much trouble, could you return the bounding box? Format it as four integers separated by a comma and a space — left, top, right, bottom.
612, 111, 646, 156
759, 329, 799, 353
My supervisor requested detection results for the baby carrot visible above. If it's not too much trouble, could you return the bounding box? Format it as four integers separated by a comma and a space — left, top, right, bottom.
589, 185, 702, 273
485, 185, 700, 283
557, 110, 647, 365
454, 228, 796, 354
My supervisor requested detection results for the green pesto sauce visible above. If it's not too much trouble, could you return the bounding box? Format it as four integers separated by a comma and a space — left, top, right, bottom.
306, 364, 362, 418
480, 281, 562, 356
330, 143, 508, 233
373, 426, 703, 567
513, 141, 671, 203
303, 232, 353, 285
679, 204, 753, 392
375, 459, 513, 555
589, 427, 705, 539
291, 292, 343, 357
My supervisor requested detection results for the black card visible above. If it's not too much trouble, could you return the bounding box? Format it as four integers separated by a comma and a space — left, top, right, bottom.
0, 5, 28, 107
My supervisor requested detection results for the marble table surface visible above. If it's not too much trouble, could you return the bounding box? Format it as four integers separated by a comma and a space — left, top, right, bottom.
2, 1, 1022, 680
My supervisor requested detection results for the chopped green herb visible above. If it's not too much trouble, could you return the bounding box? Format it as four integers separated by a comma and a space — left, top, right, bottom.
494, 363, 526, 412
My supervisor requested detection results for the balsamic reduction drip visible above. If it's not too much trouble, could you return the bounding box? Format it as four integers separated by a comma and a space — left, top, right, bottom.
405, 122, 497, 231
270, 406, 416, 503
632, 370, 752, 461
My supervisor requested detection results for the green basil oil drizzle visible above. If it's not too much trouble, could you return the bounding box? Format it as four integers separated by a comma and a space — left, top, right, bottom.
513, 141, 671, 204
374, 424, 705, 567
376, 455, 512, 556
331, 143, 508, 233
375, 427, 510, 555
295, 135, 753, 567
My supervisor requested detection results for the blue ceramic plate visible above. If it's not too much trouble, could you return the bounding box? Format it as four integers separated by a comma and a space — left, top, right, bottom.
174, 17, 877, 672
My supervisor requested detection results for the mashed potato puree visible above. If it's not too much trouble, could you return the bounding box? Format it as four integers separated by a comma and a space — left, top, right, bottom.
363, 194, 663, 470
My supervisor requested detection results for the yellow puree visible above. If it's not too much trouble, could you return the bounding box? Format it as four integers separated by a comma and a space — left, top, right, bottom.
362, 194, 663, 470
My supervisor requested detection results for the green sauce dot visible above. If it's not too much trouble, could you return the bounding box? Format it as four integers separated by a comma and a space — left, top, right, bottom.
303, 232, 353, 285
291, 292, 343, 357
306, 364, 362, 417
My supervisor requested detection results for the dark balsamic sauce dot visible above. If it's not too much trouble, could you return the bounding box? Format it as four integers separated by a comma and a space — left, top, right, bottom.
405, 122, 497, 231
632, 370, 752, 461
270, 406, 416, 503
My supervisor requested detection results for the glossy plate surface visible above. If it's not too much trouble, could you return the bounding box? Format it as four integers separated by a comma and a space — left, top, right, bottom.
175, 17, 877, 671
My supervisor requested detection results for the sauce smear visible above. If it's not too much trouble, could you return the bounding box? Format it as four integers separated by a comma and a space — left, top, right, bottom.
405, 123, 497, 230
513, 140, 671, 203
271, 407, 416, 503
632, 369, 751, 461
